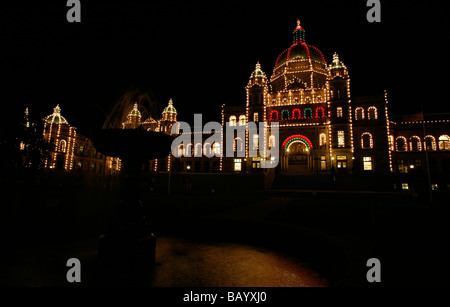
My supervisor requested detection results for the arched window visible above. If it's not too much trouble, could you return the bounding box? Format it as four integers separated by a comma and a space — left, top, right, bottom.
185, 143, 193, 157
203, 143, 211, 156
292, 108, 301, 119
409, 136, 422, 152
355, 107, 365, 120
234, 137, 244, 153
269, 135, 276, 149
396, 136, 408, 152
194, 143, 203, 156
281, 109, 289, 120
315, 107, 325, 118
252, 134, 259, 150
177, 144, 184, 157
59, 140, 67, 153
319, 133, 327, 147
439, 135, 450, 151
229, 116, 236, 126
270, 110, 279, 121
213, 142, 221, 156
239, 115, 246, 126
361, 133, 373, 149
304, 108, 312, 118
368, 106, 378, 120
424, 135, 436, 151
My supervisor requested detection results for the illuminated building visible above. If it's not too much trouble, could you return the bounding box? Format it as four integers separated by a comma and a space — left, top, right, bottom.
18, 20, 450, 189
223, 20, 395, 175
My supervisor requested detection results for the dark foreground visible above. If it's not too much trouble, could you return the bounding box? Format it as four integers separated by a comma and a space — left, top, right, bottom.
1, 172, 449, 287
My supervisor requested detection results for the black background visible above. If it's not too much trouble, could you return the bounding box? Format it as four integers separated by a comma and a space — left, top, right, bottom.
2, 0, 450, 129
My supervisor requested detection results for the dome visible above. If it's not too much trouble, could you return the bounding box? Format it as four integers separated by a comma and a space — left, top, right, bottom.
44, 104, 69, 125
128, 103, 142, 118
275, 42, 326, 69
250, 62, 267, 79
274, 19, 326, 69
163, 98, 177, 114
329, 52, 346, 70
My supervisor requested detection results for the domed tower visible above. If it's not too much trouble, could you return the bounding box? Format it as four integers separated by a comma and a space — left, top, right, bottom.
43, 104, 76, 171
247, 62, 268, 122
122, 103, 142, 129
159, 98, 177, 134
327, 52, 354, 172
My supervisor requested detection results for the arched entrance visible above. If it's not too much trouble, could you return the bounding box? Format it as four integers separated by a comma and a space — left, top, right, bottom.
282, 135, 313, 174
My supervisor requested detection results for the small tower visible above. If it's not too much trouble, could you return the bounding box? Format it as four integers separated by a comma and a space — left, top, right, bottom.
43, 104, 76, 171
327, 53, 354, 173
122, 103, 142, 129
159, 98, 177, 134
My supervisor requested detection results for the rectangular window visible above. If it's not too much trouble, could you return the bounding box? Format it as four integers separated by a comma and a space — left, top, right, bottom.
320, 156, 326, 171
363, 156, 373, 171
402, 183, 409, 191
397, 159, 408, 173
234, 159, 242, 172
253, 112, 259, 122
431, 184, 439, 191
338, 131, 345, 147
337, 156, 347, 169
337, 107, 343, 118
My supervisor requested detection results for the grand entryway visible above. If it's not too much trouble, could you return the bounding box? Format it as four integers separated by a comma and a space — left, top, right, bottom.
281, 135, 313, 175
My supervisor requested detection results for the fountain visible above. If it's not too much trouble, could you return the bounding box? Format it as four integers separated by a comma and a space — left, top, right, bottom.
88, 90, 174, 283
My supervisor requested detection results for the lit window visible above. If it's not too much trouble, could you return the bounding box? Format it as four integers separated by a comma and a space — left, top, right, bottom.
281, 110, 289, 120
431, 184, 439, 191
396, 137, 408, 152
439, 135, 450, 151
304, 108, 312, 118
213, 143, 221, 156
355, 107, 365, 120
363, 157, 373, 171
424, 135, 436, 151
59, 140, 67, 153
194, 143, 202, 156
253, 112, 259, 122
338, 131, 345, 147
229, 116, 237, 127
269, 135, 276, 149
319, 133, 327, 147
239, 115, 246, 126
368, 106, 378, 120
402, 183, 409, 191
336, 156, 347, 169
409, 136, 422, 152
337, 107, 343, 118
397, 160, 408, 173
320, 156, 326, 171
203, 143, 211, 156
234, 159, 242, 172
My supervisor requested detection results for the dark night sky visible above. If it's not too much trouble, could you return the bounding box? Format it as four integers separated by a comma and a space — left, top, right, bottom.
2, 0, 450, 130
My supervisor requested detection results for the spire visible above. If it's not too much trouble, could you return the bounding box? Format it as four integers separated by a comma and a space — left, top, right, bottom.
293, 18, 305, 43
53, 104, 61, 115
330, 52, 346, 69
